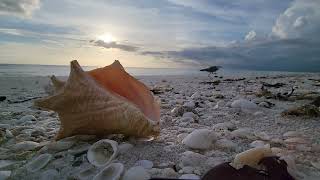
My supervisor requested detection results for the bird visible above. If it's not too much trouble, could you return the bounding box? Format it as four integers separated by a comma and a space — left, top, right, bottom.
200, 66, 222, 78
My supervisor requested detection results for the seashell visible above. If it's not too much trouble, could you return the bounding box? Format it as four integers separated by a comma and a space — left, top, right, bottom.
93, 163, 124, 180
87, 139, 118, 167
26, 153, 52, 172
284, 137, 307, 144
182, 129, 217, 150
11, 141, 39, 151
231, 99, 259, 113
122, 166, 150, 180
230, 147, 273, 169
231, 128, 254, 139
34, 60, 160, 140
283, 131, 301, 138
249, 140, 265, 148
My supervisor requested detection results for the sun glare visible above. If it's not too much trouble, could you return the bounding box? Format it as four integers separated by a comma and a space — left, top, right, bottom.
97, 33, 115, 43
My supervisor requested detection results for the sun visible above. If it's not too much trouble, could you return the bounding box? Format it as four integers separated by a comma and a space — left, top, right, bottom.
97, 33, 115, 43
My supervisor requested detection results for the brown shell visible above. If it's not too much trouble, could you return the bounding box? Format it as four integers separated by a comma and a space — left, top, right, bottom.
34, 60, 160, 140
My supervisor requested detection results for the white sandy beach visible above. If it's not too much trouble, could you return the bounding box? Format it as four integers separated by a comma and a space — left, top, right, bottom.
1, 73, 320, 179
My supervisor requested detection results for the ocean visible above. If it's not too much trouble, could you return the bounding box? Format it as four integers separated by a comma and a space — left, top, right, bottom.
0, 64, 316, 77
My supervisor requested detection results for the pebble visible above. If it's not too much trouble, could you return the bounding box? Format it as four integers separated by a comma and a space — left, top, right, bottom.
18, 115, 37, 123
179, 151, 206, 167
135, 160, 153, 169
26, 153, 52, 172
118, 143, 134, 154
122, 166, 150, 180
250, 140, 265, 148
231, 99, 259, 113
0, 171, 11, 180
179, 174, 200, 179
231, 128, 254, 139
215, 138, 237, 151
182, 129, 217, 150
39, 169, 59, 180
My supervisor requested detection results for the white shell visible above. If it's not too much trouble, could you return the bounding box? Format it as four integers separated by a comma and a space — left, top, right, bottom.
93, 163, 124, 180
26, 153, 52, 172
231, 128, 254, 139
11, 141, 39, 151
87, 139, 118, 167
249, 140, 265, 148
231, 99, 259, 113
283, 131, 301, 138
179, 174, 200, 179
284, 137, 307, 144
122, 166, 150, 180
182, 129, 217, 150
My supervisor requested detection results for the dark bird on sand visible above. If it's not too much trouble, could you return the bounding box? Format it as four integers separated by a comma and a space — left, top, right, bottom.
200, 66, 222, 77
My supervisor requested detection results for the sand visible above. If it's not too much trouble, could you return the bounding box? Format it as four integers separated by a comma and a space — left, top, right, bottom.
0, 73, 320, 179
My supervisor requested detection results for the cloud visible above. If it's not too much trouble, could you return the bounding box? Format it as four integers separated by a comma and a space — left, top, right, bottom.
142, 38, 320, 72
0, 0, 40, 17
245, 30, 257, 41
92, 40, 139, 52
272, 0, 320, 39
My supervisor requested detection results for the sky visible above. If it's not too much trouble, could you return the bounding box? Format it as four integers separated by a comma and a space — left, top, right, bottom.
0, 0, 319, 71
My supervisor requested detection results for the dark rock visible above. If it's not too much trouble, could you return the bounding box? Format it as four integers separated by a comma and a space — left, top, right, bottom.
0, 96, 6, 102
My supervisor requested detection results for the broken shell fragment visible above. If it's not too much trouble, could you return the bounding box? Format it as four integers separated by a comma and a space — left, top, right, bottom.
87, 139, 118, 167
93, 163, 124, 180
34, 60, 160, 140
26, 153, 52, 172
230, 147, 273, 169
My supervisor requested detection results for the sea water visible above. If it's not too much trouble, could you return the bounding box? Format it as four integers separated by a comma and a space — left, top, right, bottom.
0, 63, 315, 77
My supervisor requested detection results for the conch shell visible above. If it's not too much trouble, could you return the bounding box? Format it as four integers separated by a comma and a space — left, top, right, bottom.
35, 60, 160, 140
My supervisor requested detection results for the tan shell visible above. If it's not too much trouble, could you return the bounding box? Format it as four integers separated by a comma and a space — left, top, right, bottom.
34, 60, 160, 140
230, 147, 273, 169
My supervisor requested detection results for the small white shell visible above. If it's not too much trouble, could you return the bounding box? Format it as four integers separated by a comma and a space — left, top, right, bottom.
122, 166, 150, 180
11, 141, 39, 151
87, 139, 118, 167
179, 174, 200, 179
182, 129, 217, 150
93, 163, 124, 180
26, 153, 52, 172
231, 99, 259, 113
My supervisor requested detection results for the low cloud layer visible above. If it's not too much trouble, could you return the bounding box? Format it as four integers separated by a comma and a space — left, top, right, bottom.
0, 0, 40, 17
142, 38, 320, 72
93, 40, 139, 52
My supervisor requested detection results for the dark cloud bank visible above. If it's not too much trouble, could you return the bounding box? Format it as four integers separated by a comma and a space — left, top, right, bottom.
142, 38, 320, 72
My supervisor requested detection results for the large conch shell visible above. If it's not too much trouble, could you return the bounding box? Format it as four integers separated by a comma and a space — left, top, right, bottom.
34, 60, 160, 140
